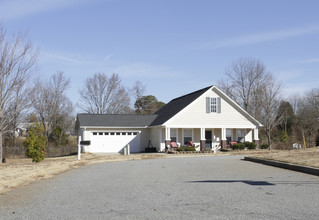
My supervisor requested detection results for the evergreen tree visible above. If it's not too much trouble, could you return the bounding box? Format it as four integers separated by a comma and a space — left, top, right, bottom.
24, 123, 47, 162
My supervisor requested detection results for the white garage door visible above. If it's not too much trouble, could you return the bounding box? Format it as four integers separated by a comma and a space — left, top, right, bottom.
90, 131, 140, 153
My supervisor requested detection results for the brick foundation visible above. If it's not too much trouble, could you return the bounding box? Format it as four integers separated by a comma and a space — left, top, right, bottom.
200, 140, 206, 151
221, 140, 227, 150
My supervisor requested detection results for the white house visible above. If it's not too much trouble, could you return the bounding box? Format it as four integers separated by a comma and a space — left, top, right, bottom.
75, 85, 262, 153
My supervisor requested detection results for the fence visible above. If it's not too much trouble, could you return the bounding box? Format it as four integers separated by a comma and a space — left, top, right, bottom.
3, 145, 78, 159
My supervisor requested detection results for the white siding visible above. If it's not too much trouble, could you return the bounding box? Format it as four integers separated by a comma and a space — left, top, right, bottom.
165, 88, 256, 129
150, 127, 163, 151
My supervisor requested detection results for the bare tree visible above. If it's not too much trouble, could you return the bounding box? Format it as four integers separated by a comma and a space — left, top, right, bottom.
218, 58, 271, 118
219, 58, 286, 148
131, 80, 146, 114
5, 85, 32, 146
0, 25, 38, 162
258, 76, 283, 149
293, 89, 319, 147
31, 71, 74, 144
78, 73, 130, 114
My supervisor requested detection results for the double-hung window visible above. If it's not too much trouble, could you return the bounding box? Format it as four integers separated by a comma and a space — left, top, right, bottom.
170, 129, 177, 143
183, 129, 192, 145
211, 98, 217, 113
206, 97, 221, 113
237, 129, 245, 142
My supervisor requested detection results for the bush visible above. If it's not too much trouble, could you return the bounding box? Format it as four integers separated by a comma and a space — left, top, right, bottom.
24, 123, 47, 162
232, 143, 246, 150
176, 147, 184, 152
244, 141, 257, 150
49, 126, 68, 146
184, 146, 196, 151
260, 144, 269, 149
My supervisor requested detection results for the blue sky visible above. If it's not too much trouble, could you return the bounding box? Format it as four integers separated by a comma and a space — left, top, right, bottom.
1, 0, 319, 112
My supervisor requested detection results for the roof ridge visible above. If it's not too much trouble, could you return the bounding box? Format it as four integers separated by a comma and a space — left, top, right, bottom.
169, 85, 213, 102
77, 113, 155, 116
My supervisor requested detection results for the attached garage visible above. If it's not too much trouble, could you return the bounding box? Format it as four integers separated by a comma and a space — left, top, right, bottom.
90, 131, 141, 153
75, 114, 157, 153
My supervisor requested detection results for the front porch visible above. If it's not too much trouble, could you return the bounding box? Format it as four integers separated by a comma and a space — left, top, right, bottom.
162, 127, 260, 151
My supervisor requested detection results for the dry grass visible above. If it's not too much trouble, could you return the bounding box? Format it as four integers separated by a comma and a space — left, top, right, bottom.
0, 153, 168, 195
250, 148, 319, 168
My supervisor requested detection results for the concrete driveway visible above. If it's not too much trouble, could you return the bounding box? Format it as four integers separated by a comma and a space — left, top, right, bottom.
0, 155, 319, 219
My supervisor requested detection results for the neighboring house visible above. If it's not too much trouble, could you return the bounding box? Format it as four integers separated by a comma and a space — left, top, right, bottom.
16, 122, 49, 137
75, 85, 262, 153
16, 123, 34, 137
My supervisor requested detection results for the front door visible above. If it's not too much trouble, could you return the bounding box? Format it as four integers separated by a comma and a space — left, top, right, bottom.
205, 131, 212, 149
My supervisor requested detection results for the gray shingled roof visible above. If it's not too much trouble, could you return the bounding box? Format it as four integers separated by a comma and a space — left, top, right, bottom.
76, 86, 214, 128
77, 114, 158, 127
150, 86, 212, 126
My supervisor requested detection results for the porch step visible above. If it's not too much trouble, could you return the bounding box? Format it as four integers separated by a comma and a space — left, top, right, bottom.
168, 151, 216, 154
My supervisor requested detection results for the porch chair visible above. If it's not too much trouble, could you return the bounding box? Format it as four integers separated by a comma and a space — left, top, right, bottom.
170, 142, 178, 150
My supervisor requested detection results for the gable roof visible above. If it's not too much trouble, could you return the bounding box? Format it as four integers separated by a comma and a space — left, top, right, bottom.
150, 86, 212, 126
76, 85, 262, 129
150, 85, 262, 127
77, 114, 158, 128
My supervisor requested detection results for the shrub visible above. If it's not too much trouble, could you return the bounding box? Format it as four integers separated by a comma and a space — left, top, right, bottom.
244, 141, 257, 150
232, 143, 246, 150
24, 123, 47, 162
49, 126, 68, 146
176, 147, 184, 152
184, 146, 196, 151
260, 144, 269, 149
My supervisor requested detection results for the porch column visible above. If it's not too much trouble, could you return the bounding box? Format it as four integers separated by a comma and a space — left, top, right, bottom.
200, 128, 206, 151
253, 128, 260, 147
221, 128, 227, 150
165, 127, 171, 150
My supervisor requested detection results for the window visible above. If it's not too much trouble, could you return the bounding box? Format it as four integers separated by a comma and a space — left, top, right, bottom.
183, 129, 192, 145
93, 132, 97, 135
237, 129, 245, 142
206, 97, 221, 113
226, 129, 232, 145
170, 129, 177, 143
99, 132, 103, 135
211, 98, 217, 113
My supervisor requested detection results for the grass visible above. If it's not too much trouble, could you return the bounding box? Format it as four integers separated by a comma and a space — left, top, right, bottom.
247, 148, 319, 168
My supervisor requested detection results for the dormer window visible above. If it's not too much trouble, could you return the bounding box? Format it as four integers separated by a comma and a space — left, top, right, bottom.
211, 98, 217, 113
206, 97, 221, 113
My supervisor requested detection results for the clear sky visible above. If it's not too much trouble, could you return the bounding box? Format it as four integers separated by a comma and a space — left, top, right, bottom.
1, 0, 319, 112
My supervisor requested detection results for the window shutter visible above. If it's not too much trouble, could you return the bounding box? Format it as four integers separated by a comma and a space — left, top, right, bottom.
217, 97, 221, 113
206, 97, 210, 113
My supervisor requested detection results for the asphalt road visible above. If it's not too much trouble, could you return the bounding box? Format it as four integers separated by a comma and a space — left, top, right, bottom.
0, 155, 319, 220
